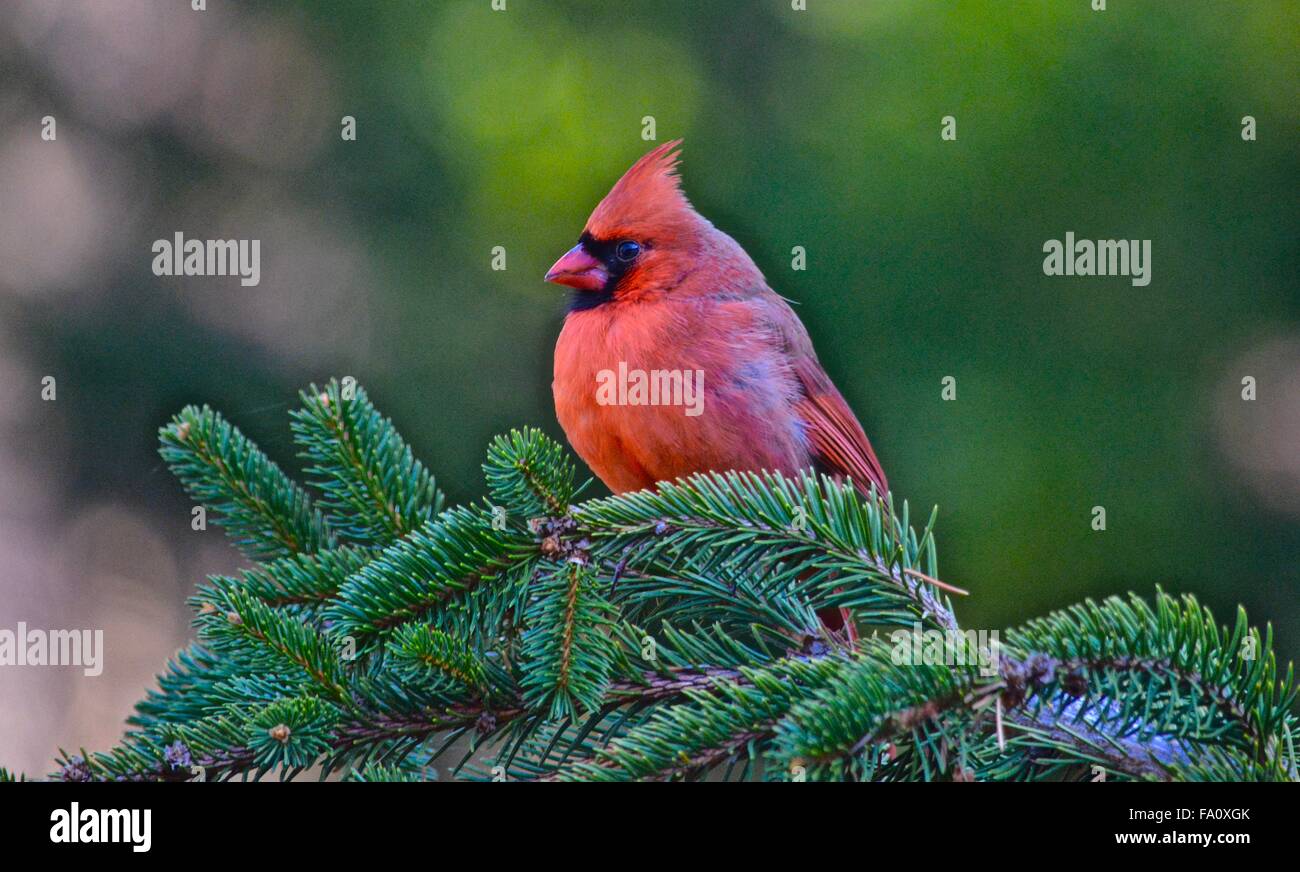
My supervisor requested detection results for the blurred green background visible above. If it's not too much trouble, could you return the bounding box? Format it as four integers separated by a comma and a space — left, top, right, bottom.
0, 1, 1296, 773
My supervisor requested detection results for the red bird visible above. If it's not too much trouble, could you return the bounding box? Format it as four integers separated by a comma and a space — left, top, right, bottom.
546, 140, 887, 636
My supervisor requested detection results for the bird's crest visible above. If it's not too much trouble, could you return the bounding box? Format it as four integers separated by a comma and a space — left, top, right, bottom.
585, 139, 698, 242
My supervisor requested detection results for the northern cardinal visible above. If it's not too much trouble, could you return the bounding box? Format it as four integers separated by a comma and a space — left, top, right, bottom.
546, 140, 887, 638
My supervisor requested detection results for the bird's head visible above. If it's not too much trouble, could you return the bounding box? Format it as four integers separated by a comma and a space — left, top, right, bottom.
545, 139, 712, 310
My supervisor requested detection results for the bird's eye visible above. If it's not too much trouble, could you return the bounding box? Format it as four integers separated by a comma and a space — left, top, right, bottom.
615, 240, 641, 262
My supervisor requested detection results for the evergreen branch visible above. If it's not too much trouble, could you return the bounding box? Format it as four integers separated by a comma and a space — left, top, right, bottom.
346, 763, 428, 782
386, 624, 491, 695
48, 383, 1294, 783
571, 470, 957, 633
291, 381, 443, 543
160, 405, 333, 559
519, 562, 620, 721
483, 427, 578, 518
610, 667, 747, 701
59, 704, 499, 782
999, 591, 1296, 779
326, 504, 535, 639
750, 636, 990, 781
196, 545, 376, 610
198, 588, 352, 705
556, 656, 847, 781
69, 673, 760, 783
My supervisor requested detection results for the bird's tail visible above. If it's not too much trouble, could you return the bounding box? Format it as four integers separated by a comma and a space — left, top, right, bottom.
816, 606, 858, 644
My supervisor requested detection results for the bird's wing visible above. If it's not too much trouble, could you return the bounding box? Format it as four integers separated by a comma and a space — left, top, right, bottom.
792, 357, 889, 497
757, 292, 889, 498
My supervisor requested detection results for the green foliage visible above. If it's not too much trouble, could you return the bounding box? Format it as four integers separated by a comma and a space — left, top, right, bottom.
160, 405, 334, 559
291, 379, 444, 543
41, 381, 1297, 782
484, 426, 578, 518
560, 655, 847, 782
325, 503, 536, 642
208, 545, 378, 612
572, 471, 948, 636
518, 563, 619, 722
387, 624, 491, 696
993, 593, 1298, 782
768, 640, 986, 782
346, 763, 427, 783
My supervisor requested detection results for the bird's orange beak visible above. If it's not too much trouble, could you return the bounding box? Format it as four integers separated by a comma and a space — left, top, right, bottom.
545, 244, 608, 291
